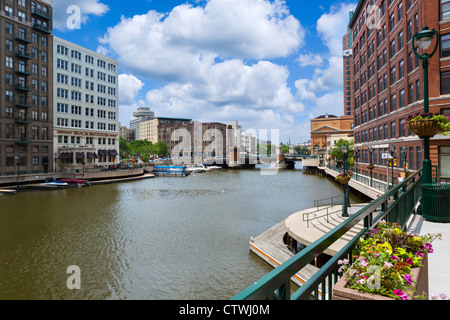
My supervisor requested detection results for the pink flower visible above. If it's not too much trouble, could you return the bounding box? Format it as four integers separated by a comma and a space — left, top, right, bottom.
394, 289, 408, 300
360, 260, 368, 267
404, 274, 412, 286
416, 251, 423, 257
384, 261, 393, 268
406, 258, 413, 265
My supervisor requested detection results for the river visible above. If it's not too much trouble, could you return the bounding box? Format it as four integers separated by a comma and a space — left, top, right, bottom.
0, 163, 363, 300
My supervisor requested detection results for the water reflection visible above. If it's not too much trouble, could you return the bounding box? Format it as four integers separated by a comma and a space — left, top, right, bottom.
0, 165, 363, 299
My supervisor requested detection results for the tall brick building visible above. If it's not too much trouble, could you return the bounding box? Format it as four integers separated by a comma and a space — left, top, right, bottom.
348, 0, 450, 183
0, 0, 53, 175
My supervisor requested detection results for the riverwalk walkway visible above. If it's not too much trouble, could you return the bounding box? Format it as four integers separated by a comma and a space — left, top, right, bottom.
250, 203, 450, 299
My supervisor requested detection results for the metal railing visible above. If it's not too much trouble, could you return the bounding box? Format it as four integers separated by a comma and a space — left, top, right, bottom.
232, 169, 423, 300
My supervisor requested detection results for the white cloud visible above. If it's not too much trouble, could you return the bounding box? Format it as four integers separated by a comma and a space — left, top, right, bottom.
294, 2, 357, 118
53, 0, 109, 31
99, 0, 305, 82
119, 74, 145, 105
296, 53, 324, 67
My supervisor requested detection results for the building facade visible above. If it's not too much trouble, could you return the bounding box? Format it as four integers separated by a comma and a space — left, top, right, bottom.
310, 114, 354, 154
0, 0, 53, 176
343, 10, 355, 117
140, 117, 228, 157
349, 0, 450, 183
53, 37, 119, 172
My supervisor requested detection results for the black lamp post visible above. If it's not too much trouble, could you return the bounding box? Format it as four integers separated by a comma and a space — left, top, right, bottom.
402, 145, 408, 179
389, 144, 395, 188
369, 146, 374, 187
341, 144, 349, 217
412, 27, 439, 185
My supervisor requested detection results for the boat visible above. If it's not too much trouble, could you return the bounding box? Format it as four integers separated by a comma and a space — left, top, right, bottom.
59, 173, 90, 186
41, 177, 68, 186
153, 166, 189, 177
187, 165, 207, 173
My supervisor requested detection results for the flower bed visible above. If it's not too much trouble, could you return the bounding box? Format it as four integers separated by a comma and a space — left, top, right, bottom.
332, 221, 441, 300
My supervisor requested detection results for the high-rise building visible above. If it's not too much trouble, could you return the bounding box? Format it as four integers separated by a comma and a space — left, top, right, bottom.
0, 0, 54, 175
348, 0, 450, 183
130, 106, 154, 140
343, 10, 354, 116
53, 37, 119, 172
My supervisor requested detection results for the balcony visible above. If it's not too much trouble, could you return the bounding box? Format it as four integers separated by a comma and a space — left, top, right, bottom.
15, 35, 32, 44
32, 9, 51, 20
15, 84, 32, 92
15, 51, 31, 59
16, 135, 32, 145
15, 68, 32, 76
15, 100, 32, 108
32, 22, 51, 34
15, 117, 32, 124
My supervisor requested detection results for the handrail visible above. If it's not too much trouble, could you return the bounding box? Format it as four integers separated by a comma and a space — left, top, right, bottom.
232, 169, 423, 300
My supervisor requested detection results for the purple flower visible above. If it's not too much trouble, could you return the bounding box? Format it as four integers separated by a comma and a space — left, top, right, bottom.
404, 274, 412, 286
416, 251, 423, 257
406, 258, 413, 265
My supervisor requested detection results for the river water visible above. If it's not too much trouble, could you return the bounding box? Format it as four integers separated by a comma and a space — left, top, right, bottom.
0, 164, 363, 300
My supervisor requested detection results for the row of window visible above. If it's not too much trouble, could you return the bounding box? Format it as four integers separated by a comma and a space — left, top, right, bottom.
5, 90, 48, 106
56, 74, 117, 95
2, 123, 48, 140
56, 45, 117, 71
356, 145, 422, 171
5, 21, 49, 46
57, 135, 117, 146
56, 118, 117, 131
56, 60, 117, 83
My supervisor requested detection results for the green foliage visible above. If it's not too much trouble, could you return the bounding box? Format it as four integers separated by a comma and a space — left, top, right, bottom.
329, 139, 354, 166
119, 138, 169, 160
338, 221, 441, 300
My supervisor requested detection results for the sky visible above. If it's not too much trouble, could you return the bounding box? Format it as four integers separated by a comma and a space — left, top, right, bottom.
53, 0, 358, 145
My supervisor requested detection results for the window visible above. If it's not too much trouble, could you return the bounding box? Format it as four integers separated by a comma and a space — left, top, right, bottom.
6, 57, 13, 68
399, 60, 404, 79
5, 5, 13, 17
390, 39, 396, 57
416, 80, 420, 100
399, 89, 405, 108
416, 147, 422, 170
389, 12, 395, 32
399, 119, 406, 137
391, 93, 397, 111
390, 121, 396, 139
408, 83, 414, 104
441, 34, 450, 58
390, 66, 396, 84
409, 147, 414, 171
442, 71, 450, 94
398, 30, 404, 51
441, 0, 450, 21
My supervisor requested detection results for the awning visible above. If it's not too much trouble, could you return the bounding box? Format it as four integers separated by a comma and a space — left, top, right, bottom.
87, 152, 95, 159
58, 152, 73, 159
76, 152, 85, 159
108, 150, 118, 156
98, 150, 107, 156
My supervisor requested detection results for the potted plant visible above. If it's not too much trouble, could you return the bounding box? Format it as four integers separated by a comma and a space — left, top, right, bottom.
366, 164, 375, 170
335, 170, 353, 184
406, 112, 450, 138
333, 221, 441, 300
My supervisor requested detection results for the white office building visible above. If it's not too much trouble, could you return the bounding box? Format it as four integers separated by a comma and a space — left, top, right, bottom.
53, 37, 119, 172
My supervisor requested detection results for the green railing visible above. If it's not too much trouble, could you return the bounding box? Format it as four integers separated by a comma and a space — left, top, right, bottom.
232, 169, 423, 300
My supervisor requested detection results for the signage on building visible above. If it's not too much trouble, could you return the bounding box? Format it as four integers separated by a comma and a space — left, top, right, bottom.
382, 153, 393, 159
57, 130, 118, 138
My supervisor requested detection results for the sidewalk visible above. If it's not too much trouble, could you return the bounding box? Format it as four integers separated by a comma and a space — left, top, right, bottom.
411, 217, 450, 299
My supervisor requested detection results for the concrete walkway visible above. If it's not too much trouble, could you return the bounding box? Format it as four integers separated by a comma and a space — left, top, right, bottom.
411, 216, 450, 299
251, 203, 450, 299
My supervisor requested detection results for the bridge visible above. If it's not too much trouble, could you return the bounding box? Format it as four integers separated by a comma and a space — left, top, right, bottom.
232, 168, 450, 300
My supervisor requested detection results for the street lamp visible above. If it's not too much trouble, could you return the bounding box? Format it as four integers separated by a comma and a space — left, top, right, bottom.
389, 144, 395, 188
412, 26, 439, 184
341, 144, 349, 217
369, 146, 374, 187
402, 145, 408, 179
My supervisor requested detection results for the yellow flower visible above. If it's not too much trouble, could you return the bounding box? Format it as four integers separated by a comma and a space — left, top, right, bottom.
376, 242, 393, 254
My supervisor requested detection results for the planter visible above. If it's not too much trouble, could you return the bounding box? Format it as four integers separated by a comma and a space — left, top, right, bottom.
408, 119, 441, 138
337, 176, 350, 184
332, 253, 428, 300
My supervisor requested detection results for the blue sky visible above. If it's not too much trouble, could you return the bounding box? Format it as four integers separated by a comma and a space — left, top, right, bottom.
53, 0, 357, 145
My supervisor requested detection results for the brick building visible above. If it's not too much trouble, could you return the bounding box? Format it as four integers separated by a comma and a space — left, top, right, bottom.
310, 114, 354, 154
348, 0, 450, 183
0, 0, 53, 175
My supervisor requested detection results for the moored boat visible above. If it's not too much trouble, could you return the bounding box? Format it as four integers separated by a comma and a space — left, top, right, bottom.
59, 173, 90, 186
154, 166, 189, 177
40, 177, 68, 186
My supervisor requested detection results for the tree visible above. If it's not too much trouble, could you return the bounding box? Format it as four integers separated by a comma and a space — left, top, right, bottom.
329, 139, 354, 167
